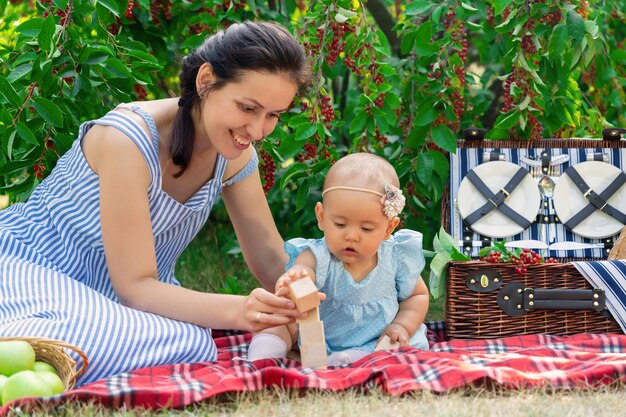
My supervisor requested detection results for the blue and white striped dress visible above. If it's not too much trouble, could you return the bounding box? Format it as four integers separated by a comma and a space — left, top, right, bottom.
0, 105, 258, 386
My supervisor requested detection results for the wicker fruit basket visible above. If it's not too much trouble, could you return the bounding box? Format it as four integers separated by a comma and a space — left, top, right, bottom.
0, 337, 88, 391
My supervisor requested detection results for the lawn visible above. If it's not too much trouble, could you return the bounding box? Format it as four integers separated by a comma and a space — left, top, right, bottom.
8, 221, 624, 416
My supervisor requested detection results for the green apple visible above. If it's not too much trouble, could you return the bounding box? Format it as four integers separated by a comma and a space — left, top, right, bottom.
0, 341, 36, 376
32, 361, 57, 374
1, 370, 52, 406
36, 372, 65, 395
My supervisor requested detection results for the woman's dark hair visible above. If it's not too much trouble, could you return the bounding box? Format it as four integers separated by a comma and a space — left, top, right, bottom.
172, 21, 310, 177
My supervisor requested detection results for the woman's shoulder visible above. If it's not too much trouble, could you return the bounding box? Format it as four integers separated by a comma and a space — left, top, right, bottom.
222, 147, 258, 183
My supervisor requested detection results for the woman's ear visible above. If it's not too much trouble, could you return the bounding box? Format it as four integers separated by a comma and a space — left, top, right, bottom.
384, 217, 400, 240
196, 63, 214, 94
315, 202, 325, 231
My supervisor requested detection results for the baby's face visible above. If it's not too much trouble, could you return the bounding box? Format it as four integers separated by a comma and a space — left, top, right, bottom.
316, 190, 392, 270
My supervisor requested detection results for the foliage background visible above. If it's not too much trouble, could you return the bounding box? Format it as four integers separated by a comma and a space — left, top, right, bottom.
1, 0, 625, 269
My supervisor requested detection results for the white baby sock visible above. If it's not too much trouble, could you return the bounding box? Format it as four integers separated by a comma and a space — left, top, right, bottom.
327, 349, 371, 366
247, 333, 288, 361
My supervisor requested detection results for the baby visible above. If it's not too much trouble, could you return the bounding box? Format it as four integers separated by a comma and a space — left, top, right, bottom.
247, 153, 429, 365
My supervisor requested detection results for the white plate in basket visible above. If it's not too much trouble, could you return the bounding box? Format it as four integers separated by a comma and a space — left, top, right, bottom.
457, 161, 540, 238
553, 161, 626, 239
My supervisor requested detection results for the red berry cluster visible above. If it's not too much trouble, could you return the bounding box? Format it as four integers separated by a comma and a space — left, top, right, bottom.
374, 127, 387, 146
501, 68, 543, 139
325, 22, 353, 66
298, 142, 317, 162
150, 0, 172, 26
521, 34, 537, 54
481, 248, 559, 276
538, 9, 562, 25
259, 150, 275, 194
486, 5, 495, 25
124, 0, 134, 19
134, 84, 147, 100
310, 95, 335, 130
33, 163, 46, 179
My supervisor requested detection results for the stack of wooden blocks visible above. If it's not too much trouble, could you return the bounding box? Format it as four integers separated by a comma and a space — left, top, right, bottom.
287, 277, 328, 369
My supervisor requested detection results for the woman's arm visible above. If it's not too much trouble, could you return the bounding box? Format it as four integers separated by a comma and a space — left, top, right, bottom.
221, 149, 289, 291
88, 125, 297, 332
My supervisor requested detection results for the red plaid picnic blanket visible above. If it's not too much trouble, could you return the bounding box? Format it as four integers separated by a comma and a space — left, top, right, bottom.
2, 322, 626, 414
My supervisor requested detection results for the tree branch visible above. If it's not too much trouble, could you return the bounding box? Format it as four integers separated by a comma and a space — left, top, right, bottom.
364, 0, 400, 56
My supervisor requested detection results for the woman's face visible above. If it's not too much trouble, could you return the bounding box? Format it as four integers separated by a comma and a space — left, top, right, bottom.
199, 70, 298, 159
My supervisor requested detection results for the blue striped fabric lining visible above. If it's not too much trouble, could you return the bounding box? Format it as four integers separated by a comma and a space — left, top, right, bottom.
0, 106, 260, 386
573, 260, 626, 333
450, 146, 626, 258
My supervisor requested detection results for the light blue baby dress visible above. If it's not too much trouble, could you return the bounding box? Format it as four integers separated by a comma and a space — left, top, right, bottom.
285, 229, 429, 353
0, 105, 258, 386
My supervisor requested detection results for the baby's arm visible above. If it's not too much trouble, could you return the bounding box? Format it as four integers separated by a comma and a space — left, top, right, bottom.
381, 278, 429, 347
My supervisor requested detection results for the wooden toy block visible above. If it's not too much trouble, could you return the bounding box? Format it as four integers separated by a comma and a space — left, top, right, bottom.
300, 342, 328, 369
299, 321, 325, 345
374, 335, 400, 351
287, 277, 320, 312
296, 306, 320, 324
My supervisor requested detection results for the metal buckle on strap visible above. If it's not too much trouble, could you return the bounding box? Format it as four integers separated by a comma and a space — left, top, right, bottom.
500, 188, 510, 198
583, 188, 593, 199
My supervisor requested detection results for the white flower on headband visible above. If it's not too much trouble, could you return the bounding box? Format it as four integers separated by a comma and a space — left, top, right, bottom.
380, 184, 405, 219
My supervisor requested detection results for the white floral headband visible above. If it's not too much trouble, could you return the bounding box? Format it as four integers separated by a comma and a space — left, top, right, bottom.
321, 183, 406, 219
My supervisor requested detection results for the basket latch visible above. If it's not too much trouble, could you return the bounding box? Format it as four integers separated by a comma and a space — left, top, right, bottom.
497, 281, 606, 317
466, 268, 504, 293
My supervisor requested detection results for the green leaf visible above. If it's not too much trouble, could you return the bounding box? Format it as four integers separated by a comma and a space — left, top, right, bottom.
38, 14, 56, 53
493, 110, 520, 130
428, 251, 451, 299
33, 97, 64, 127
404, 1, 433, 16
295, 123, 317, 141
97, 0, 120, 16
349, 110, 367, 134
611, 49, 626, 64
415, 152, 435, 184
548, 24, 569, 57
7, 64, 32, 83
295, 179, 310, 211
0, 77, 22, 107
0, 159, 34, 176
460, 2, 478, 11
493, 0, 514, 15
566, 10, 585, 44
279, 163, 308, 189
14, 122, 38, 146
430, 125, 457, 153
16, 18, 43, 37
414, 105, 438, 126
52, 0, 68, 9
102, 58, 131, 78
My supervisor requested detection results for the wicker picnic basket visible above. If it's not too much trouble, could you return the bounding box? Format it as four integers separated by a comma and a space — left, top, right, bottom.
0, 337, 88, 391
441, 138, 626, 339
445, 260, 623, 339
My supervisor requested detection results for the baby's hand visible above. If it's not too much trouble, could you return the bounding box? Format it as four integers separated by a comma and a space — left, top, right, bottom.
380, 323, 410, 347
275, 268, 310, 297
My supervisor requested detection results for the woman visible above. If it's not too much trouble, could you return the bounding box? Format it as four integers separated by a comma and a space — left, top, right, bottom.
0, 21, 311, 386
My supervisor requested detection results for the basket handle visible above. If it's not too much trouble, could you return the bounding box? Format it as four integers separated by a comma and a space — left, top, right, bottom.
497, 281, 606, 317
0, 337, 89, 380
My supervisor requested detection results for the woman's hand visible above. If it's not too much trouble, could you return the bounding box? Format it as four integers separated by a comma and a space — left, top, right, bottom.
242, 287, 303, 332
380, 323, 410, 347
